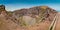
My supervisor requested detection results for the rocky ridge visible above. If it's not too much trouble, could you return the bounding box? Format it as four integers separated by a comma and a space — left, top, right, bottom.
0, 5, 57, 30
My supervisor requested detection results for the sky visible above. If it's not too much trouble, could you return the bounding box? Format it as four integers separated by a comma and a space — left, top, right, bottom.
0, 0, 60, 11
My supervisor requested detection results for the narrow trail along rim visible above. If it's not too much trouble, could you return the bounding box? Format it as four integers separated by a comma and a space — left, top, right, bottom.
48, 12, 59, 30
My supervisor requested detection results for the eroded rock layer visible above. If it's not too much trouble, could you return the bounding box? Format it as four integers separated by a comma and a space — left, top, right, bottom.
0, 5, 57, 30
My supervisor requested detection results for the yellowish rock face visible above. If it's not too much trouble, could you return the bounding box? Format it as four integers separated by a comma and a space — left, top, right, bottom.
40, 6, 48, 10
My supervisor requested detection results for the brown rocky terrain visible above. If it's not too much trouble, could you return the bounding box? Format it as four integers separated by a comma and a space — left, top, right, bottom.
0, 5, 57, 30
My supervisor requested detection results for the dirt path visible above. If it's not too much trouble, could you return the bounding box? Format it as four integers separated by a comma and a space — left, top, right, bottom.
48, 12, 58, 30
55, 12, 60, 30
49, 12, 60, 30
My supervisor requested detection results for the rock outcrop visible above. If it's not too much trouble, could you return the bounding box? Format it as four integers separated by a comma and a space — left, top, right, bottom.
12, 6, 57, 25
0, 5, 57, 30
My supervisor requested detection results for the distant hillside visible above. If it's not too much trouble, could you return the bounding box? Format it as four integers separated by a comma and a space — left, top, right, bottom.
0, 5, 57, 30
13, 6, 57, 25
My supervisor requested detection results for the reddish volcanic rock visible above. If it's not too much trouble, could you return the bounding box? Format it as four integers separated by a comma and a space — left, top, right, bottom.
0, 5, 57, 30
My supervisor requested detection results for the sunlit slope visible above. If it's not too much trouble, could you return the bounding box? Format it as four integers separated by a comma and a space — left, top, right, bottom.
0, 5, 57, 30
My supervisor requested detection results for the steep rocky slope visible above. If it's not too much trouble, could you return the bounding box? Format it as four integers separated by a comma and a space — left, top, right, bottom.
0, 5, 57, 30
12, 6, 57, 26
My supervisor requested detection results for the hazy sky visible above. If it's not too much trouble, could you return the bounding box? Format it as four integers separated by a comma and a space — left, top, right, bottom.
0, 0, 60, 11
